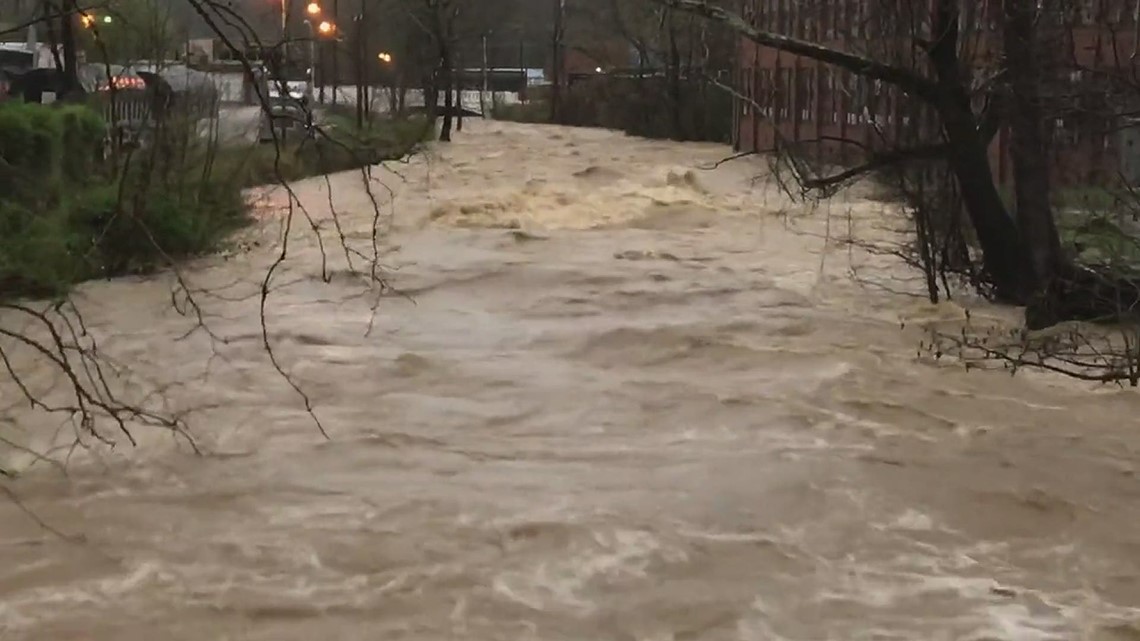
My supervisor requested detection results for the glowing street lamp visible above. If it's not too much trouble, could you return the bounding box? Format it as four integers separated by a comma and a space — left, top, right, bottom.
377, 52, 392, 63
317, 20, 335, 35
306, 2, 321, 15
80, 13, 113, 28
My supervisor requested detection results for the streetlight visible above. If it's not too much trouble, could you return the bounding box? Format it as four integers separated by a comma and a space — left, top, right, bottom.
79, 13, 112, 28
306, 2, 321, 15
377, 52, 392, 63
308, 20, 336, 102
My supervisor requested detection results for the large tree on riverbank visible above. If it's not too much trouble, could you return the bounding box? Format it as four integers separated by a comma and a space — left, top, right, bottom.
652, 0, 1138, 329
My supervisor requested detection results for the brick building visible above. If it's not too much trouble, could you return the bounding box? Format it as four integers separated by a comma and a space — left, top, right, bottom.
735, 0, 1140, 187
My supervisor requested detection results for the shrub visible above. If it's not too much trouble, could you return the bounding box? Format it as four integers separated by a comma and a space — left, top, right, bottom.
0, 102, 66, 203
1, 103, 425, 303
56, 104, 108, 183
215, 114, 432, 187
66, 175, 248, 276
0, 200, 81, 298
493, 76, 733, 144
0, 101, 250, 300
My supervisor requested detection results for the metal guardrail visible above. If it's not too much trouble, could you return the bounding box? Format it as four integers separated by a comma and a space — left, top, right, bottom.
89, 89, 153, 146
88, 84, 220, 148
94, 90, 152, 123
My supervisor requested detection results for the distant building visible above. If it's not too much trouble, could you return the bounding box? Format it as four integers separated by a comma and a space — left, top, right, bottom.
735, 0, 1140, 187
185, 38, 216, 64
562, 41, 640, 76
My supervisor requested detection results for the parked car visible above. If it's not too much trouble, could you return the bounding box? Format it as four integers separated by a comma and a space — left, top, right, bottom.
146, 64, 219, 121
0, 46, 31, 101
257, 72, 314, 143
4, 67, 84, 103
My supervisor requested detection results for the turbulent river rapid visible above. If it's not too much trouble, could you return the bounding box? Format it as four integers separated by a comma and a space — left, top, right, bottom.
1, 121, 1139, 640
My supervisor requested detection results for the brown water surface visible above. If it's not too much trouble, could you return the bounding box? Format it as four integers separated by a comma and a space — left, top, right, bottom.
2, 121, 1138, 641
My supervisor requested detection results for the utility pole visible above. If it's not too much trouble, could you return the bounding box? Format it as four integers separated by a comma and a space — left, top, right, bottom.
59, 0, 79, 93
549, 0, 565, 123
354, 13, 363, 127
481, 32, 489, 117
281, 0, 290, 68
331, 0, 339, 104
360, 0, 369, 123
518, 38, 525, 102
456, 49, 463, 131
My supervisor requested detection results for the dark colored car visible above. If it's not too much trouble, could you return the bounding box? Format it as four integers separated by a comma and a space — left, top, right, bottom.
4, 67, 85, 103
146, 64, 220, 121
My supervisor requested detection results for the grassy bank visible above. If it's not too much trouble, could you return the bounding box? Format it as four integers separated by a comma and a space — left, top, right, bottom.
0, 102, 428, 301
993, 185, 1140, 268
220, 112, 433, 187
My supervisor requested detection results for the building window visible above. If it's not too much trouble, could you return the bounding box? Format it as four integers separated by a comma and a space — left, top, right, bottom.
805, 68, 817, 120
828, 70, 839, 124
742, 68, 751, 116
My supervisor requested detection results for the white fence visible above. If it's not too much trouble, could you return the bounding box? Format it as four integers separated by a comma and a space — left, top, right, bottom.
317, 87, 520, 114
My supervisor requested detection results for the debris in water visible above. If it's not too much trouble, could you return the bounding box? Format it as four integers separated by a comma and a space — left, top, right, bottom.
613, 249, 681, 261
990, 585, 1018, 598
509, 230, 547, 242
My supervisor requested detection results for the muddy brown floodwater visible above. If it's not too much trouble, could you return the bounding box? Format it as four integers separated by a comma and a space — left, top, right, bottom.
2, 121, 1139, 641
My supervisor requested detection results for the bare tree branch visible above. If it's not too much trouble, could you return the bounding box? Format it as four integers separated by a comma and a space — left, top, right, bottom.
649, 0, 942, 102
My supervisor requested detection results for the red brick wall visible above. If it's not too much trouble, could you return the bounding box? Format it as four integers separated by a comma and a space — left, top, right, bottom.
735, 0, 1135, 188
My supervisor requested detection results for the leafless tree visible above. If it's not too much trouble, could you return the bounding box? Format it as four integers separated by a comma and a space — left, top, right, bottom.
655, 1, 1138, 307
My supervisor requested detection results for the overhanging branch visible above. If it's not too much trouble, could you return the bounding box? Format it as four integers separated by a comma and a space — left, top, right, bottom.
650, 0, 943, 103
802, 142, 950, 189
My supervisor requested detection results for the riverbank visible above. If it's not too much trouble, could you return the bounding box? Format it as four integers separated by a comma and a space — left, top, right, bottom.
0, 102, 430, 302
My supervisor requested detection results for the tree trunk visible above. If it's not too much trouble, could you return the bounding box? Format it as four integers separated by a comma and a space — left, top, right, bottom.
388, 74, 397, 115
426, 67, 438, 123
59, 0, 79, 94
439, 42, 454, 141
1001, 0, 1064, 296
456, 51, 463, 132
550, 0, 564, 123
330, 0, 339, 104
935, 91, 1030, 301
926, 0, 1030, 302
666, 11, 684, 139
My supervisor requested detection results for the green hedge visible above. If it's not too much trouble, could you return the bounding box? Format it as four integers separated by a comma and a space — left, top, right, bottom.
1, 104, 428, 302
0, 102, 106, 204
0, 102, 247, 299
